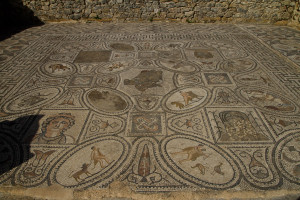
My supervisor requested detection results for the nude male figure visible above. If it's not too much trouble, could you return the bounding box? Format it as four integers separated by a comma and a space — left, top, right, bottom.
171, 145, 209, 164
90, 146, 110, 169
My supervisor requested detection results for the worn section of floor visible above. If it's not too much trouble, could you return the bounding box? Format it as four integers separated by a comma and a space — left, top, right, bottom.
0, 23, 300, 199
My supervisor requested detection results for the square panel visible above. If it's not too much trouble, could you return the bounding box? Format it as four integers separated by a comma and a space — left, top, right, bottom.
111, 52, 136, 61
27, 110, 89, 145
138, 51, 157, 59
126, 112, 166, 137
74, 50, 112, 63
205, 107, 273, 144
67, 75, 94, 87
203, 72, 233, 85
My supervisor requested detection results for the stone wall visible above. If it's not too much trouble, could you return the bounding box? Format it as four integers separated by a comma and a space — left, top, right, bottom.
291, 0, 300, 24
21, 0, 300, 24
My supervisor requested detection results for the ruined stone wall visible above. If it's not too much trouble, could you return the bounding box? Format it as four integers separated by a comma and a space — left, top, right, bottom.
21, 0, 299, 24
291, 0, 300, 24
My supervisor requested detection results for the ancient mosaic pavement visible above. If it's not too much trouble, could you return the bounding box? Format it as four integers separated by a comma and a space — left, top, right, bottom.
0, 23, 300, 192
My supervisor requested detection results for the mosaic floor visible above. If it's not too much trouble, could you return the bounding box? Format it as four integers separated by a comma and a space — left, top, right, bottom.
0, 23, 300, 193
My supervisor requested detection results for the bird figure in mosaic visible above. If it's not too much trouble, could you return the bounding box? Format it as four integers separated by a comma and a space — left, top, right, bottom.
191, 163, 206, 175
211, 162, 224, 176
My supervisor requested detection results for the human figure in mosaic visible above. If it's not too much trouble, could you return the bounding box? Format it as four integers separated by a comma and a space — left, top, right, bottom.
90, 146, 110, 169
32, 113, 75, 144
219, 111, 268, 141
171, 145, 209, 164
244, 90, 294, 112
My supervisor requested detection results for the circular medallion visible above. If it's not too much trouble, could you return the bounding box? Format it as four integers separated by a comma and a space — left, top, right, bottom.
162, 86, 210, 113
84, 88, 132, 115
41, 62, 76, 77
3, 87, 63, 113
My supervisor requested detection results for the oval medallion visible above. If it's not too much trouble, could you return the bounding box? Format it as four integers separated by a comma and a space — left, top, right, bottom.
41, 62, 76, 77
97, 60, 138, 74
3, 87, 63, 113
156, 59, 197, 73
162, 86, 210, 113
219, 58, 256, 73
52, 136, 129, 188
238, 87, 298, 114
161, 135, 240, 189
84, 88, 132, 115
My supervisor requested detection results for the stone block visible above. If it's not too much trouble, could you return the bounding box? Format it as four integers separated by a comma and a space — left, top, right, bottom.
177, 2, 186, 7
237, 7, 248, 13
64, 9, 73, 15
160, 12, 167, 18
181, 7, 190, 12
42, 6, 49, 11
85, 8, 92, 15
166, 12, 176, 18
74, 8, 81, 13
73, 13, 81, 20
50, 5, 57, 9
175, 13, 184, 18
207, 2, 215, 7
185, 11, 194, 17
281, 12, 290, 20
271, 2, 281, 7
169, 8, 177, 13
167, 2, 175, 8
194, 6, 201, 11
282, 0, 291, 6
288, 7, 294, 13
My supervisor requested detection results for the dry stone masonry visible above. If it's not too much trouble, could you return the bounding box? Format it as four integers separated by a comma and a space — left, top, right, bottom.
22, 0, 300, 24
